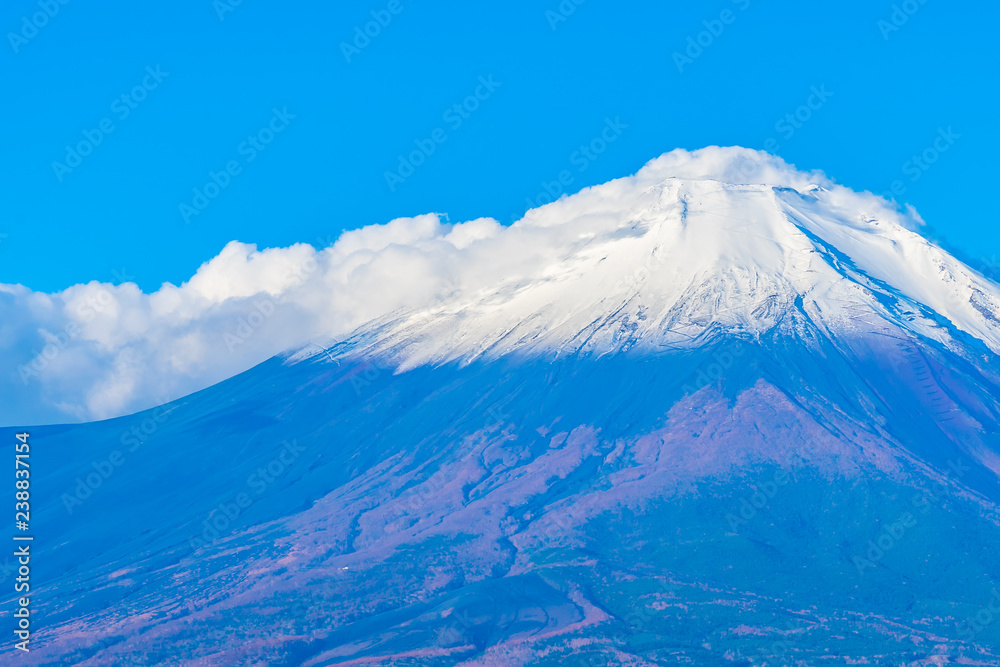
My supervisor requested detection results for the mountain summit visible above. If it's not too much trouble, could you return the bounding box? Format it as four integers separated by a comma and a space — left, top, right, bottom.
12, 149, 1000, 665
348, 160, 1000, 369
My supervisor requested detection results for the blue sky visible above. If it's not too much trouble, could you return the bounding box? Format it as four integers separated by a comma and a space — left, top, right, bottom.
3, 0, 998, 292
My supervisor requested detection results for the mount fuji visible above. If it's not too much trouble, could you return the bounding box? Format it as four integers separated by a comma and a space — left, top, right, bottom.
6, 148, 1000, 665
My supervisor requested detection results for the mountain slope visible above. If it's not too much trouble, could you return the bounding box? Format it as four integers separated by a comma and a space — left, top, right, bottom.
6, 150, 1000, 666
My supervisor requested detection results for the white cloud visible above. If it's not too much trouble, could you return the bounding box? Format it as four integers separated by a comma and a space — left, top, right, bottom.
0, 148, 952, 425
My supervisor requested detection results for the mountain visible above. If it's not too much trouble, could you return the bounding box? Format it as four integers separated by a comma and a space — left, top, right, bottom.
7, 149, 1000, 665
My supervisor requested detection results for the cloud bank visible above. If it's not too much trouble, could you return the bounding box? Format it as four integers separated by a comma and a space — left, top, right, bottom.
2, 147, 928, 425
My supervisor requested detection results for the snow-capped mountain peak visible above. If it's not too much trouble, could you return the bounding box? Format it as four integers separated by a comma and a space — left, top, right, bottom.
341, 150, 1000, 368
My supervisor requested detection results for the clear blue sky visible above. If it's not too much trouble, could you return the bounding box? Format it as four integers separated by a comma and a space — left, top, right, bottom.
3, 0, 998, 292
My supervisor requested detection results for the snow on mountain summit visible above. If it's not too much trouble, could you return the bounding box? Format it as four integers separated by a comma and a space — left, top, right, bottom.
342, 148, 1000, 367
